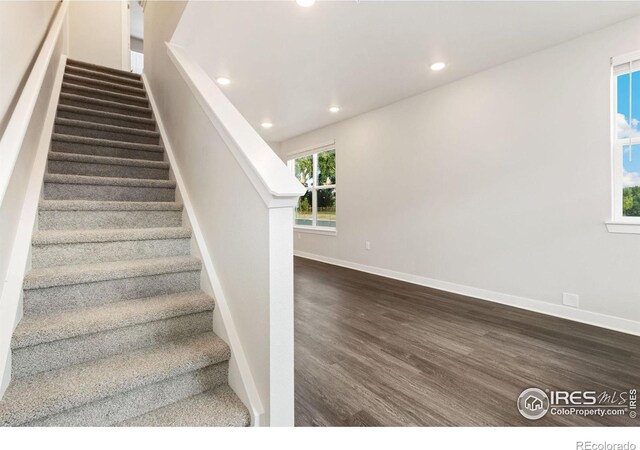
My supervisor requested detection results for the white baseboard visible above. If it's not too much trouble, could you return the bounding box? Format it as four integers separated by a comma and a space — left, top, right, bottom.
294, 251, 640, 337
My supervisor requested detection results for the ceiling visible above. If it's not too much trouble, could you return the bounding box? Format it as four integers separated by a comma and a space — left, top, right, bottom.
130, 0, 143, 40
171, 1, 640, 142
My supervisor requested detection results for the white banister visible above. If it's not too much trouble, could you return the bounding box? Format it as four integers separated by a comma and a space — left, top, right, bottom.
166, 43, 305, 208
143, 73, 268, 424
146, 40, 303, 425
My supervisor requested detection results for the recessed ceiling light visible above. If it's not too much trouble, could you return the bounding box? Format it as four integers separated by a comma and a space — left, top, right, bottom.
430, 62, 446, 71
261, 122, 273, 129
329, 106, 340, 113
216, 77, 231, 85
296, 0, 316, 6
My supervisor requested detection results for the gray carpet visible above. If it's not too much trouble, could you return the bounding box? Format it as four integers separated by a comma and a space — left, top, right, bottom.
56, 104, 156, 130
0, 58, 250, 427
54, 117, 161, 144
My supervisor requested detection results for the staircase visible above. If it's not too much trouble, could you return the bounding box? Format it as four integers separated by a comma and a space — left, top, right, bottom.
0, 59, 250, 427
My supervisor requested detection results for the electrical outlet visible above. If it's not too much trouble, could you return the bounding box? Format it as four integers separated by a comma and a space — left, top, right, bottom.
365, 241, 371, 250
562, 292, 579, 308
297, 233, 301, 240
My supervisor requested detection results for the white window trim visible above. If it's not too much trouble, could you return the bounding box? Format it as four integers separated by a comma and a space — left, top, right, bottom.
288, 141, 337, 235
608, 53, 640, 234
287, 140, 335, 159
295, 225, 338, 236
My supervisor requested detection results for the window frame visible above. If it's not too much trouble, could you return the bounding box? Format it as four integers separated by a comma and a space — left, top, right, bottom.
608, 51, 640, 233
288, 141, 337, 235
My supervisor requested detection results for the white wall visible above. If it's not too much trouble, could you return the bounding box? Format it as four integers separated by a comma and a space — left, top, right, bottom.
68, 0, 125, 70
280, 16, 640, 331
0, 0, 58, 136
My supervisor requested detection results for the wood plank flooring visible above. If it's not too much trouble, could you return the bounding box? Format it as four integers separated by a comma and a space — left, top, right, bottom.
293, 257, 640, 426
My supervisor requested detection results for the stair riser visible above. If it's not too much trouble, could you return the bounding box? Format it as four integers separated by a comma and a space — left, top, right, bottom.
54, 123, 159, 145
38, 209, 183, 230
51, 140, 164, 161
23, 270, 201, 315
57, 108, 156, 131
67, 60, 142, 82
48, 159, 169, 180
63, 75, 147, 98
26, 362, 228, 426
44, 182, 175, 202
13, 311, 213, 378
65, 66, 144, 88
59, 97, 151, 118
62, 86, 149, 108
32, 237, 191, 268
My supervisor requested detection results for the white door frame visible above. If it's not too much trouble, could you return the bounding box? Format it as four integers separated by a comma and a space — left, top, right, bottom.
121, 0, 131, 71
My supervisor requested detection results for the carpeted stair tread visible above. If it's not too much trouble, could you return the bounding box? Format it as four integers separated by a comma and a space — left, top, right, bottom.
33, 227, 190, 245
62, 82, 149, 106
120, 385, 250, 427
55, 118, 160, 138
0, 332, 229, 426
65, 65, 144, 88
31, 227, 190, 268
39, 199, 183, 211
52, 133, 163, 153
48, 152, 169, 170
59, 93, 152, 116
44, 173, 175, 189
67, 58, 141, 80
57, 104, 155, 128
63, 73, 147, 97
23, 255, 201, 290
37, 201, 184, 230
12, 290, 213, 349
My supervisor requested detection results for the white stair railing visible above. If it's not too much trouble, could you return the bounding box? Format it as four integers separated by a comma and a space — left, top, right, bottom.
142, 40, 304, 425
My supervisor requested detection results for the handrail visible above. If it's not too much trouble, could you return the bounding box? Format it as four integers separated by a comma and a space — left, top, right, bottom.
0, 0, 69, 206
166, 42, 305, 209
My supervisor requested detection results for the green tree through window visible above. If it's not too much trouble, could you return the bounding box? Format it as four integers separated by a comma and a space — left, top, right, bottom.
290, 149, 336, 228
624, 186, 640, 216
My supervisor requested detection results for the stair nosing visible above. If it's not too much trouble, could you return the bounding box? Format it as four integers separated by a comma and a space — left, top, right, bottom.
33, 227, 191, 245
23, 256, 202, 290
67, 58, 142, 81
48, 151, 169, 170
63, 73, 147, 97
11, 290, 213, 349
55, 118, 160, 138
65, 65, 144, 87
38, 200, 183, 211
118, 385, 250, 427
44, 173, 175, 189
62, 82, 149, 106
0, 332, 229, 426
57, 104, 155, 125
59, 93, 152, 114
52, 133, 163, 152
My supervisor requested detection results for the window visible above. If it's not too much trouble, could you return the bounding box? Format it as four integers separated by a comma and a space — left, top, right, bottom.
289, 145, 336, 232
611, 51, 640, 229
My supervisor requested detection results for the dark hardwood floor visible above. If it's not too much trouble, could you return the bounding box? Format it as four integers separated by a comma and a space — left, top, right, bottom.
293, 257, 640, 426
